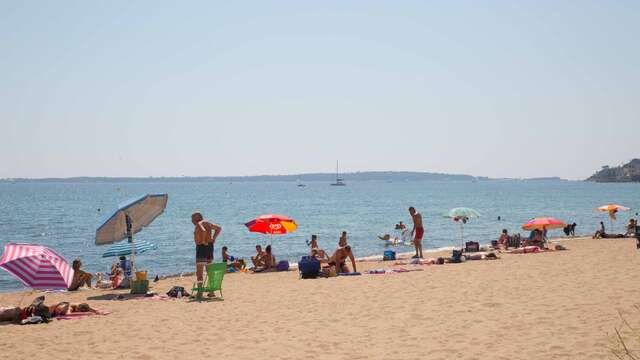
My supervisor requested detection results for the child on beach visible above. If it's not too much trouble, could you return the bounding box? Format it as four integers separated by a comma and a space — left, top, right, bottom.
221, 246, 246, 271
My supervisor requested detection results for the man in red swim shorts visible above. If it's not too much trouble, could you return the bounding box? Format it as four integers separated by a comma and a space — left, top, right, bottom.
409, 206, 424, 258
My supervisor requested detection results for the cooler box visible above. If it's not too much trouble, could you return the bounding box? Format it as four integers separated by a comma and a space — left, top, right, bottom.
383, 250, 396, 261
130, 280, 149, 294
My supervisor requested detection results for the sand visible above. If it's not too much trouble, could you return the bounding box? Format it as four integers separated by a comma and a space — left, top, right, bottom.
1, 237, 639, 360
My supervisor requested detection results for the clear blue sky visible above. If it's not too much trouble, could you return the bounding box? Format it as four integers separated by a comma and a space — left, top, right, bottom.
1, 1, 638, 179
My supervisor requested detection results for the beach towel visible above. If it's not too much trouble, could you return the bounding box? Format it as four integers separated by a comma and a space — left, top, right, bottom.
56, 311, 110, 321
337, 272, 361, 276
508, 246, 540, 254
364, 268, 424, 275
131, 295, 176, 301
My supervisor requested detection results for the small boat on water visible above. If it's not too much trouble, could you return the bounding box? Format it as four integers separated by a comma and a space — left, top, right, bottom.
330, 161, 346, 186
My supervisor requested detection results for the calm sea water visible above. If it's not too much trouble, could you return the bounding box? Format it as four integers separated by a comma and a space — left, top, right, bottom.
0, 180, 638, 292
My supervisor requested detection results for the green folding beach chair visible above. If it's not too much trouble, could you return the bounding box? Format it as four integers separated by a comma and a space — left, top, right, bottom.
192, 262, 226, 299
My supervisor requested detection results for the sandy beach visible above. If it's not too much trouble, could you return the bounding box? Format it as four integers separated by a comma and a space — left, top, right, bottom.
1, 236, 639, 360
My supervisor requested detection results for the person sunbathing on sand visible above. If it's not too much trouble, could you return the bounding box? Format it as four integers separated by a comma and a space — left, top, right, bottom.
68, 259, 93, 291
49, 302, 98, 316
328, 245, 356, 273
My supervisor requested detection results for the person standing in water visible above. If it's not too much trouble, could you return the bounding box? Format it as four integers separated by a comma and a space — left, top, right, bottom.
191, 212, 221, 294
409, 207, 424, 258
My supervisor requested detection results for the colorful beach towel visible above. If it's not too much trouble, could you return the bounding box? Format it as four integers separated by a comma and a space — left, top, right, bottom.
56, 311, 110, 321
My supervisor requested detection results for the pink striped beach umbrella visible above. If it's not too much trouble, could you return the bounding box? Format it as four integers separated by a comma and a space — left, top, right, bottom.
0, 243, 74, 290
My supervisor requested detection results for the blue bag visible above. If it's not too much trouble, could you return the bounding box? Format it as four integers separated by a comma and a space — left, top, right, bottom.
383, 250, 396, 261
298, 256, 320, 279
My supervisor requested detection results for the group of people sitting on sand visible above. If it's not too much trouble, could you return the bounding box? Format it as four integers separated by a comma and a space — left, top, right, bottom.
307, 231, 357, 273
68, 256, 137, 291
495, 228, 547, 250
592, 221, 626, 239
249, 244, 277, 272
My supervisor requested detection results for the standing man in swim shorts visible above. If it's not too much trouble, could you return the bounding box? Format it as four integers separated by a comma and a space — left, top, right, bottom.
409, 206, 424, 259
191, 212, 222, 291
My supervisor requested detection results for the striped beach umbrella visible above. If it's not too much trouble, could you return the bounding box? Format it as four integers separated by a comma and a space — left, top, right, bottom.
0, 243, 74, 290
102, 239, 157, 258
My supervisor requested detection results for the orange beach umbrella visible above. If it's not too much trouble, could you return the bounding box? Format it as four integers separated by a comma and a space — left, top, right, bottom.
595, 204, 630, 232
522, 217, 566, 231
595, 204, 630, 212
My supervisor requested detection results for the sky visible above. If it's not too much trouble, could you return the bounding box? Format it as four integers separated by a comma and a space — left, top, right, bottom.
1, 1, 638, 180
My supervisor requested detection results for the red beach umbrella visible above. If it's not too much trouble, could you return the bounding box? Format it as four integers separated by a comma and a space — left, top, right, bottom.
244, 214, 298, 235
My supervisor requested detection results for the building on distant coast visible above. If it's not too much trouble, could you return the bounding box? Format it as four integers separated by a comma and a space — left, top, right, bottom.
587, 159, 640, 182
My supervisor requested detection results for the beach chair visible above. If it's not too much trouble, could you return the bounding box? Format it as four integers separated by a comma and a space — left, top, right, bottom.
192, 262, 226, 299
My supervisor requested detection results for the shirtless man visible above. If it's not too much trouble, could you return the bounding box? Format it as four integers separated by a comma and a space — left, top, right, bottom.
191, 212, 222, 290
328, 245, 356, 273
409, 207, 424, 258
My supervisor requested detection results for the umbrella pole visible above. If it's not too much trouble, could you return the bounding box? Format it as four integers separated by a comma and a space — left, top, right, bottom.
460, 223, 464, 250
610, 218, 614, 234
126, 214, 136, 277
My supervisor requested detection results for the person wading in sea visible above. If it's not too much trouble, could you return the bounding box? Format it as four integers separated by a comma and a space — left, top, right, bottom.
409, 206, 424, 259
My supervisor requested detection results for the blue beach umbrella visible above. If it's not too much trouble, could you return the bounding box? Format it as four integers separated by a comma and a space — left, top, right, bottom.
102, 239, 157, 258
96, 193, 168, 273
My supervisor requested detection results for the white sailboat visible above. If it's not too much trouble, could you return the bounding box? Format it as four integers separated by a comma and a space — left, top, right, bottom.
330, 161, 346, 186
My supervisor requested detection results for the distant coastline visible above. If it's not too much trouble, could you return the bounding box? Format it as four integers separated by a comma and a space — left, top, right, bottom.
0, 172, 570, 183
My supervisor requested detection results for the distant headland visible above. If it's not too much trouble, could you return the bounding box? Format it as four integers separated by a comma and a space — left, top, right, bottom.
0, 171, 572, 183
587, 159, 640, 183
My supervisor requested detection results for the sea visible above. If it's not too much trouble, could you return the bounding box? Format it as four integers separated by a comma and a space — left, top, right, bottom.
1, 180, 638, 292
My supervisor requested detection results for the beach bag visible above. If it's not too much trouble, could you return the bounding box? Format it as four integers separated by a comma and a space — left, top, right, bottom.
451, 249, 464, 263
383, 250, 396, 261
166, 286, 189, 298
276, 260, 290, 272
298, 256, 320, 279
465, 241, 479, 252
